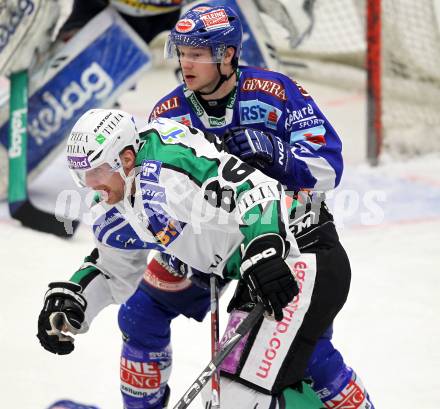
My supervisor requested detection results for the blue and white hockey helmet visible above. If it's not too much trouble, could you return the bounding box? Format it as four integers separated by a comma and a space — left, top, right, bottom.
165, 4, 243, 64
66, 109, 139, 188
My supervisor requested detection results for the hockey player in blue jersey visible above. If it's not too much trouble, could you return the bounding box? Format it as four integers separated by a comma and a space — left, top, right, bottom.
116, 4, 374, 409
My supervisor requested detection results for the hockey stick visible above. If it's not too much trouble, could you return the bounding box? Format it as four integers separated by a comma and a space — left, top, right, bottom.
210, 275, 221, 409
8, 70, 79, 237
172, 302, 265, 409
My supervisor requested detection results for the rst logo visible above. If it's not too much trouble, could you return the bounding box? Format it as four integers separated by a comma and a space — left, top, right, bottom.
239, 100, 282, 130
141, 160, 162, 183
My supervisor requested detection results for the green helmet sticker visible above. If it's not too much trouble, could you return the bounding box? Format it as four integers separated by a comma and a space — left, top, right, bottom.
95, 133, 106, 144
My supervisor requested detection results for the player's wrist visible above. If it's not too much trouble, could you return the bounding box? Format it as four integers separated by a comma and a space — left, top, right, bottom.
263, 136, 296, 189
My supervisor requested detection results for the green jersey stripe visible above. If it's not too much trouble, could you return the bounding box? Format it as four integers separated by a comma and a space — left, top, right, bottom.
138, 130, 220, 186
70, 266, 100, 287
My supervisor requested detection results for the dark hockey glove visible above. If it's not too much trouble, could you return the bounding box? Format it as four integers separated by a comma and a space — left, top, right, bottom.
240, 234, 298, 321
225, 127, 296, 189
161, 253, 230, 290
37, 281, 87, 355
224, 127, 275, 168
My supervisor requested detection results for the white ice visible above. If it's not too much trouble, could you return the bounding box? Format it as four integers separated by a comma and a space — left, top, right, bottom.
1, 64, 440, 409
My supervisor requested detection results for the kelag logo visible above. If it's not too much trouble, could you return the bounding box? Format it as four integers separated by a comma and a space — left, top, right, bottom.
0, 19, 151, 175
28, 62, 113, 145
9, 108, 26, 158
239, 100, 282, 130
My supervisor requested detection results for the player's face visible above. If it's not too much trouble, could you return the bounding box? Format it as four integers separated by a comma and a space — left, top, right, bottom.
83, 163, 125, 205
178, 46, 220, 92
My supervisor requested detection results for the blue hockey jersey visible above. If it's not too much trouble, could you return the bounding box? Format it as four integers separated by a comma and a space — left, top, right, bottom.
149, 66, 343, 192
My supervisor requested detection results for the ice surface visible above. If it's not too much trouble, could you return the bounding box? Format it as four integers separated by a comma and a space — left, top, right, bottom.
1, 65, 439, 409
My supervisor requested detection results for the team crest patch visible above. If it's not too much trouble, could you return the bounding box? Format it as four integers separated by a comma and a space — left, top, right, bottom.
170, 114, 192, 127
141, 160, 162, 183
290, 125, 327, 150
160, 126, 186, 143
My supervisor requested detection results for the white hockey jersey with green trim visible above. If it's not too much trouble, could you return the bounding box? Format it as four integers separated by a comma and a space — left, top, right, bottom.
72, 118, 300, 330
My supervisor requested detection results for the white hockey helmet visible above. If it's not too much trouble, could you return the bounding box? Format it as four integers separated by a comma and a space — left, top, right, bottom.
66, 109, 140, 187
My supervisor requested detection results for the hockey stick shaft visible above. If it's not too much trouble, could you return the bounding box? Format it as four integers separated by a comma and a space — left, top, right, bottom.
210, 275, 220, 409
8, 71, 28, 205
172, 302, 265, 409
8, 71, 79, 237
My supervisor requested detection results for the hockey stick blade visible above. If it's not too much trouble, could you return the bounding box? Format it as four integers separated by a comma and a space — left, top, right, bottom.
10, 200, 79, 238
172, 302, 265, 409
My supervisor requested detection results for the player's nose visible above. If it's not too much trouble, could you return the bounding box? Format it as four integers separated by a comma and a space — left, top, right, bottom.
180, 58, 193, 70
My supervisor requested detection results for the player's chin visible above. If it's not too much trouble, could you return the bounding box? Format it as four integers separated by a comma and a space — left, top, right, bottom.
101, 189, 120, 205
184, 76, 198, 89
106, 193, 122, 205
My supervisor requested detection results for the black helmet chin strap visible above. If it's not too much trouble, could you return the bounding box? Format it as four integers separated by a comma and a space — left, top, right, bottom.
197, 64, 236, 96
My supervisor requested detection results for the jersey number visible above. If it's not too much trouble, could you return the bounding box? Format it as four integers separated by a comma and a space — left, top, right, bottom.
203, 158, 255, 212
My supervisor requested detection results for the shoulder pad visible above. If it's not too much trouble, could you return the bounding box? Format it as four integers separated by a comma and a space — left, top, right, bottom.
148, 118, 191, 145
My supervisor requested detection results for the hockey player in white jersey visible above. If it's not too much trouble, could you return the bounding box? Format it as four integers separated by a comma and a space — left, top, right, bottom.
37, 108, 327, 408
